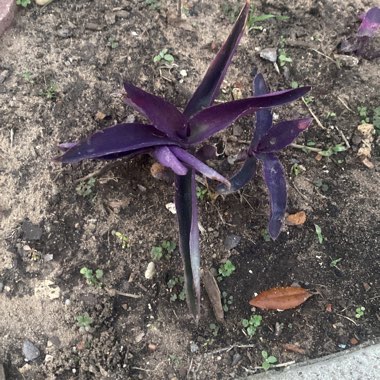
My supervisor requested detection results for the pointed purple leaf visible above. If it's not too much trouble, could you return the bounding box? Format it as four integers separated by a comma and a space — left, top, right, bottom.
170, 146, 230, 187
56, 123, 178, 163
261, 153, 287, 240
251, 74, 273, 150
358, 7, 380, 37
175, 171, 200, 319
187, 86, 311, 144
216, 155, 257, 194
184, 0, 250, 117
124, 82, 188, 140
153, 146, 188, 176
255, 118, 312, 153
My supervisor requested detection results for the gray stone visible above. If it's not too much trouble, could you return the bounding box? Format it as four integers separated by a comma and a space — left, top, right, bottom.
22, 340, 40, 362
260, 48, 277, 63
0, 70, 9, 84
21, 220, 42, 241
0, 0, 16, 37
224, 234, 241, 250
85, 23, 103, 31
56, 28, 72, 38
115, 10, 129, 19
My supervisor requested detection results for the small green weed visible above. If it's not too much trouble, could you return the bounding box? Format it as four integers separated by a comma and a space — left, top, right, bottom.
167, 276, 186, 302
76, 314, 93, 329
151, 240, 176, 260
106, 37, 119, 49
112, 230, 128, 249
290, 163, 304, 176
43, 83, 58, 100
330, 257, 342, 268
314, 224, 324, 244
242, 314, 262, 337
76, 177, 96, 197
217, 260, 236, 281
303, 96, 315, 105
358, 106, 370, 124
355, 306, 365, 319
22, 71, 35, 83
261, 228, 271, 242
318, 143, 346, 157
153, 48, 174, 64
222, 291, 233, 312
80, 267, 103, 287
247, 5, 288, 31
209, 323, 220, 337
278, 37, 292, 67
261, 350, 277, 371
196, 186, 208, 200
16, 0, 31, 7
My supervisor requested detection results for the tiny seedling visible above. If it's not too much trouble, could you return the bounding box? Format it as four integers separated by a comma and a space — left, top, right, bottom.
261, 228, 271, 242
153, 48, 174, 64
80, 267, 103, 287
355, 306, 365, 319
151, 240, 176, 260
76, 177, 96, 197
330, 257, 342, 268
43, 83, 58, 100
167, 276, 186, 302
303, 96, 315, 105
358, 106, 370, 124
217, 260, 236, 281
196, 185, 208, 200
247, 5, 288, 31
314, 179, 329, 192
22, 71, 35, 83
261, 350, 277, 371
290, 163, 304, 176
16, 0, 31, 7
278, 37, 292, 66
314, 224, 324, 244
76, 314, 93, 329
291, 81, 299, 89
209, 323, 220, 337
112, 230, 128, 249
242, 314, 262, 337
107, 37, 119, 49
319, 143, 346, 157
326, 111, 337, 119
222, 291, 233, 312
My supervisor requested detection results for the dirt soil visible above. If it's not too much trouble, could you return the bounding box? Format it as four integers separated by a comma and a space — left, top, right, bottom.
0, 0, 379, 379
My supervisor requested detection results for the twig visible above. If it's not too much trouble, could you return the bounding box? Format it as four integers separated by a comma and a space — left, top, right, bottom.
187, 357, 193, 378
290, 143, 323, 153
302, 98, 326, 129
337, 96, 355, 113
10, 129, 14, 147
74, 162, 119, 183
337, 313, 358, 326
106, 288, 142, 298
206, 344, 257, 356
311, 48, 337, 65
334, 126, 351, 149
253, 360, 296, 370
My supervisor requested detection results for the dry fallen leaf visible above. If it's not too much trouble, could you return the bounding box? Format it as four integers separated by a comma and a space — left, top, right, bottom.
283, 343, 306, 354
202, 269, 224, 323
286, 211, 307, 226
350, 337, 359, 346
95, 111, 106, 121
249, 287, 313, 310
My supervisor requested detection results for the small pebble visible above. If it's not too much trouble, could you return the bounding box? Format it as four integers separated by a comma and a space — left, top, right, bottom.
85, 23, 103, 31
231, 352, 242, 366
148, 343, 157, 352
144, 262, 155, 280
223, 234, 241, 250
190, 341, 199, 353
22, 340, 40, 362
260, 47, 277, 62
0, 70, 9, 84
115, 10, 129, 19
56, 28, 72, 38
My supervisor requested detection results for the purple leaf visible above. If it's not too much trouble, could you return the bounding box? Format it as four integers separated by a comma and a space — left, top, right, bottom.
261, 153, 287, 240
175, 171, 200, 319
255, 118, 312, 153
153, 146, 188, 176
124, 82, 188, 140
358, 7, 380, 37
184, 0, 250, 117
56, 123, 178, 163
195, 144, 217, 161
170, 146, 230, 187
188, 86, 311, 144
216, 155, 257, 194
251, 73, 273, 150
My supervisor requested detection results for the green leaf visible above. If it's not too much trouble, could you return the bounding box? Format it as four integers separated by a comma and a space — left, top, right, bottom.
95, 269, 103, 280
267, 356, 277, 364
242, 319, 249, 327
261, 350, 268, 359
153, 55, 161, 62
262, 361, 271, 371
164, 54, 174, 63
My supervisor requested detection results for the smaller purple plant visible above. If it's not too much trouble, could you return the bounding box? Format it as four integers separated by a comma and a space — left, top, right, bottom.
217, 73, 312, 239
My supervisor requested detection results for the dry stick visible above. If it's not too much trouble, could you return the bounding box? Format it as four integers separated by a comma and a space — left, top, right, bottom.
302, 97, 326, 129
206, 344, 257, 356
290, 143, 323, 153
252, 360, 296, 370
336, 313, 358, 326
337, 96, 355, 113
74, 162, 119, 183
335, 126, 351, 148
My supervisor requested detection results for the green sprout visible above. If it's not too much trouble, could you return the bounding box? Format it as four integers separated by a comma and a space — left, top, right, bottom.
290, 163, 304, 176
261, 228, 271, 242
22, 71, 35, 83
80, 267, 103, 287
43, 83, 58, 100
357, 106, 370, 124
261, 350, 277, 371
355, 306, 365, 319
16, 0, 31, 7
303, 96, 315, 105
217, 260, 236, 281
314, 224, 324, 244
153, 48, 174, 64
151, 240, 176, 261
242, 314, 262, 337
209, 323, 220, 337
222, 291, 234, 312
196, 186, 208, 200
112, 230, 128, 249
167, 276, 186, 302
76, 177, 96, 197
247, 5, 288, 31
106, 37, 119, 49
330, 257, 342, 268
76, 314, 93, 329
319, 143, 346, 157
278, 37, 292, 66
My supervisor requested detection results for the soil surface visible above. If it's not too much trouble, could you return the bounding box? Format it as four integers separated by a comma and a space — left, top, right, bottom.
0, 1, 379, 379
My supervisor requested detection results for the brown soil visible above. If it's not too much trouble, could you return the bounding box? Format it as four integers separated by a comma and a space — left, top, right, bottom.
0, 1, 379, 379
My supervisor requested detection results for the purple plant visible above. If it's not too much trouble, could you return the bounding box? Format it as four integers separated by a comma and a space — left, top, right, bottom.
339, 7, 380, 59
217, 73, 312, 240
55, 0, 310, 319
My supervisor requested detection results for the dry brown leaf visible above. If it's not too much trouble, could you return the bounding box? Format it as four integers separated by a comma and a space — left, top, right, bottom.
283, 343, 306, 354
95, 111, 106, 121
202, 269, 224, 323
350, 337, 359, 346
286, 211, 307, 226
325, 303, 333, 313
249, 287, 312, 310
